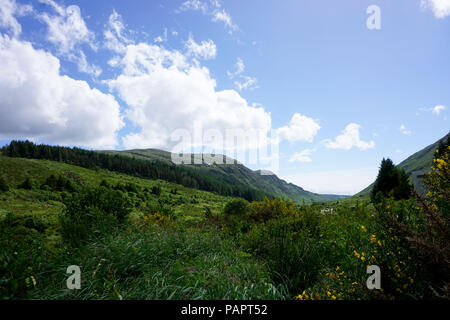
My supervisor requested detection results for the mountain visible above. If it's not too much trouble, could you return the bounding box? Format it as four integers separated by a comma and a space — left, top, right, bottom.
355, 132, 450, 197
99, 149, 347, 203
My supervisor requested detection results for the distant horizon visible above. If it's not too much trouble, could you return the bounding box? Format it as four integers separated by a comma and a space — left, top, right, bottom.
3, 130, 448, 196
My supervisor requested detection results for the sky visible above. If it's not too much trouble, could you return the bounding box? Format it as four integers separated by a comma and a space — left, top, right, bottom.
0, 0, 449, 195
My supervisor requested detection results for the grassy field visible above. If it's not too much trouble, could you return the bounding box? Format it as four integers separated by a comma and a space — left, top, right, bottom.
0, 152, 448, 300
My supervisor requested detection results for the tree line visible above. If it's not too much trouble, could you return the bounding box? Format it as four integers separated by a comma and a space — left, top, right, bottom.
1, 140, 266, 201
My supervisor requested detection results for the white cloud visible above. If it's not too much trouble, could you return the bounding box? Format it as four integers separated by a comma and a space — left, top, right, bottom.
432, 105, 446, 115
177, 0, 238, 33
185, 35, 217, 60
227, 57, 245, 78
104, 9, 132, 53
178, 0, 208, 14
421, 0, 450, 18
227, 58, 258, 91
288, 149, 315, 163
38, 0, 101, 76
281, 167, 378, 195
234, 76, 258, 91
0, 0, 32, 38
105, 37, 271, 151
0, 35, 123, 149
276, 113, 321, 143
324, 123, 375, 150
212, 9, 238, 33
399, 124, 412, 135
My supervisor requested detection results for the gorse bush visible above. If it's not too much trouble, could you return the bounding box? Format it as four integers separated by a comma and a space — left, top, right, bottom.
380, 145, 450, 299
249, 197, 297, 222
60, 187, 132, 246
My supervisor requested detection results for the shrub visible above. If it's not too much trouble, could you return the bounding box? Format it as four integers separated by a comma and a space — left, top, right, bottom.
151, 185, 162, 196
382, 146, 450, 299
60, 187, 132, 246
249, 197, 297, 222
223, 198, 250, 217
19, 177, 37, 190
0, 175, 9, 192
244, 215, 324, 293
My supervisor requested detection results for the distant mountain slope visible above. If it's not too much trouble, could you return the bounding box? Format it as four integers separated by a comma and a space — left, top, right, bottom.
355, 132, 450, 197
100, 149, 347, 203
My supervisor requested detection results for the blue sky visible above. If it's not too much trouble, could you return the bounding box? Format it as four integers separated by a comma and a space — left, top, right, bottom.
0, 0, 448, 195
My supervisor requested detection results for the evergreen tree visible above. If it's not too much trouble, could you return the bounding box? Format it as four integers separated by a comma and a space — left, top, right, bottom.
372, 158, 412, 201
393, 168, 412, 200
372, 158, 398, 200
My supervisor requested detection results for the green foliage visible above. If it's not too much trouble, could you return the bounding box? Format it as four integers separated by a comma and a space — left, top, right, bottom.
244, 213, 323, 293
2, 140, 266, 201
60, 187, 132, 246
372, 158, 411, 202
0, 174, 9, 192
19, 177, 38, 190
223, 198, 250, 217
151, 185, 161, 196
249, 197, 297, 222
0, 212, 48, 299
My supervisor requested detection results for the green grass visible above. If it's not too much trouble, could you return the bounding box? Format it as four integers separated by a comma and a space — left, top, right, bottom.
0, 154, 445, 300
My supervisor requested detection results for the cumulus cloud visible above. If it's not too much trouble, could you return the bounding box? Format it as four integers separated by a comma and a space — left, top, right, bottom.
0, 35, 123, 149
421, 0, 450, 18
37, 0, 101, 76
288, 149, 315, 163
185, 35, 217, 60
276, 113, 321, 143
0, 0, 32, 37
399, 124, 412, 135
104, 18, 271, 151
324, 123, 375, 150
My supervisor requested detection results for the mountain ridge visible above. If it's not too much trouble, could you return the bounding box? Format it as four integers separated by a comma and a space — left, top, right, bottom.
99, 149, 348, 203
355, 132, 450, 197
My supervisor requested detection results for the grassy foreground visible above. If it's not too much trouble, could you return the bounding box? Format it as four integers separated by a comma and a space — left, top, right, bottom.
0, 149, 448, 300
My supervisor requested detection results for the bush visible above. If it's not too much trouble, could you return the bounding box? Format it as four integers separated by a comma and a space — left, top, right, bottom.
19, 177, 37, 190
151, 185, 161, 196
0, 212, 46, 299
381, 145, 450, 299
249, 197, 297, 222
223, 198, 250, 217
244, 215, 324, 293
60, 187, 132, 246
0, 175, 9, 192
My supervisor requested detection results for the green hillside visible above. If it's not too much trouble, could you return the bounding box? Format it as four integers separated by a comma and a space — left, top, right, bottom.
100, 149, 347, 203
0, 155, 229, 224
355, 132, 450, 198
